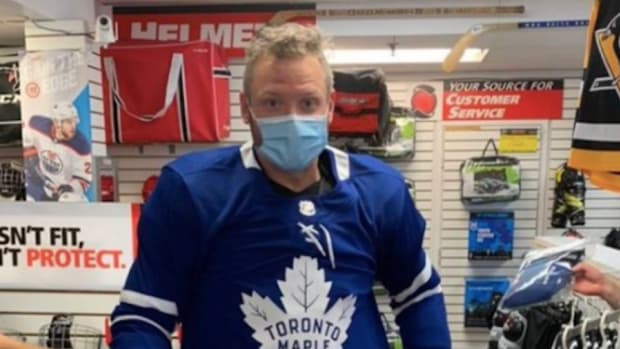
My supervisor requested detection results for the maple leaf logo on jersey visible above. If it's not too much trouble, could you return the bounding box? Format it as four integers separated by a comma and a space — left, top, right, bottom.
240, 256, 357, 349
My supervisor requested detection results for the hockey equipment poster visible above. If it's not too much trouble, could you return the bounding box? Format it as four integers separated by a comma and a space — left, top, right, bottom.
0, 61, 21, 146
112, 3, 315, 59
101, 41, 230, 144
569, 0, 620, 192
19, 50, 94, 202
464, 278, 510, 328
468, 212, 514, 260
0, 203, 140, 291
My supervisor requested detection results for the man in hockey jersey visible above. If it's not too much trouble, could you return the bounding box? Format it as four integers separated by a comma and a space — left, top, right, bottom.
111, 23, 450, 349
22, 102, 91, 201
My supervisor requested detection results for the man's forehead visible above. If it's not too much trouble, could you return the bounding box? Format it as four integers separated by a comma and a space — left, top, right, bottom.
251, 55, 327, 93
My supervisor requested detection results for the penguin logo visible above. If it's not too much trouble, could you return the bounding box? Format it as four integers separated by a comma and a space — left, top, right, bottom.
590, 12, 620, 98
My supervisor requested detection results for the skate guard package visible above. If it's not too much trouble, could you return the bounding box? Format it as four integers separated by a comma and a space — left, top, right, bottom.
499, 240, 586, 310
460, 138, 521, 204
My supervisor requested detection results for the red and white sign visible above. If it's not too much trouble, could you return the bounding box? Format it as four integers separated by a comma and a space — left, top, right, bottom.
113, 4, 316, 59
441, 79, 564, 121
0, 202, 140, 291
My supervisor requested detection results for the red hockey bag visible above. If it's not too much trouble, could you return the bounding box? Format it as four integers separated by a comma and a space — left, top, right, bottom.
330, 69, 391, 141
101, 41, 230, 144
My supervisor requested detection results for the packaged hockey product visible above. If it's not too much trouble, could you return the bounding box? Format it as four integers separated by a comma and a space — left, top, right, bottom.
464, 278, 510, 328
331, 69, 391, 141
551, 163, 586, 228
468, 212, 514, 261
353, 106, 416, 160
499, 240, 586, 311
460, 139, 521, 204
329, 106, 415, 161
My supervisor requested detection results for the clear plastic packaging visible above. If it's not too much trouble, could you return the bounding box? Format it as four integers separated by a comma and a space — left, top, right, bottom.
499, 239, 586, 311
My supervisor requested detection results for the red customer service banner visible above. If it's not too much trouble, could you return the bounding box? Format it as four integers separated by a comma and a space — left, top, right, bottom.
113, 4, 316, 59
442, 79, 564, 121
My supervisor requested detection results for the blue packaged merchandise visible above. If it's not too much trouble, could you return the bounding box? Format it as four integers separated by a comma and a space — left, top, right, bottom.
468, 212, 514, 260
499, 240, 586, 311
464, 278, 511, 328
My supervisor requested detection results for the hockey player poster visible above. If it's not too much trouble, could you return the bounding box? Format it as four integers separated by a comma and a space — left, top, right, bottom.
468, 211, 514, 260
19, 50, 94, 202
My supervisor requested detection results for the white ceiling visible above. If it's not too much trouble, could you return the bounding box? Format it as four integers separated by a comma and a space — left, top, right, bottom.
0, 0, 590, 73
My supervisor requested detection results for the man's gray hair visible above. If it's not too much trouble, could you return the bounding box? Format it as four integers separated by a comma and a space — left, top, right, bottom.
243, 23, 333, 100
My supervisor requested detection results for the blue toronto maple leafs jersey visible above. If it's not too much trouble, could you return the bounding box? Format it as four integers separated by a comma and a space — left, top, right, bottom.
111, 143, 450, 349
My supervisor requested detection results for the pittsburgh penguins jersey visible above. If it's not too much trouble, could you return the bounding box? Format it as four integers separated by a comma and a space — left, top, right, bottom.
569, 0, 620, 192
111, 143, 450, 349
22, 116, 91, 200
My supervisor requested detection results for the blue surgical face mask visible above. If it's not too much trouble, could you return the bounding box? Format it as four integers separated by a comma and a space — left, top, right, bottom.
254, 114, 328, 172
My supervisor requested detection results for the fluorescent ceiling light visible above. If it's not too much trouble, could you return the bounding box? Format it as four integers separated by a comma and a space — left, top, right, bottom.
326, 48, 489, 65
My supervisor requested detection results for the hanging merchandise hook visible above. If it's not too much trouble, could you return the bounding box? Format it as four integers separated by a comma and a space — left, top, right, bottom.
600, 310, 611, 345
562, 296, 580, 349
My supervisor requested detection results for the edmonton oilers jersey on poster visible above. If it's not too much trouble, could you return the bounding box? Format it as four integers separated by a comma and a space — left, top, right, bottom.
0, 61, 21, 146
111, 144, 449, 349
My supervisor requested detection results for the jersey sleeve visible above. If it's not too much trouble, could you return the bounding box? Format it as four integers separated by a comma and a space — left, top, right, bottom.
111, 167, 204, 349
69, 152, 91, 193
376, 180, 450, 349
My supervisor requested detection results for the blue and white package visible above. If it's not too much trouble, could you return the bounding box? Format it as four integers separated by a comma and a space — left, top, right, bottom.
499, 240, 585, 310
468, 211, 514, 260
464, 278, 511, 328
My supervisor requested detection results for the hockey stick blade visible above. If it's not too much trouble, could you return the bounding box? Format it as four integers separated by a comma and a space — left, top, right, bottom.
443, 20, 587, 73
268, 6, 525, 26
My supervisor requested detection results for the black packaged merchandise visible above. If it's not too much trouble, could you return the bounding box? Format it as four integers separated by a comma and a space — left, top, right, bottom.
330, 69, 391, 142
0, 61, 21, 146
551, 163, 586, 228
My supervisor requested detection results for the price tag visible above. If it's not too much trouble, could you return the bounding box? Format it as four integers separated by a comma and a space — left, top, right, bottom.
499, 128, 538, 153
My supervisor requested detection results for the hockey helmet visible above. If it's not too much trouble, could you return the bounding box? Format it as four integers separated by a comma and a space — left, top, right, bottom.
51, 102, 79, 124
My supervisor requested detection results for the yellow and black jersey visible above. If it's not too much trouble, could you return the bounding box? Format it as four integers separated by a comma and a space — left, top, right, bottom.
569, 0, 620, 192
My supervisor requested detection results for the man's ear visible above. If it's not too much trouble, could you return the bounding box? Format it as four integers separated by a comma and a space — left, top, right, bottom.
240, 92, 251, 125
328, 91, 336, 123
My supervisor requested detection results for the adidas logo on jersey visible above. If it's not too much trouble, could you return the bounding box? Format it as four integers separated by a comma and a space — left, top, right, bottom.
241, 256, 357, 349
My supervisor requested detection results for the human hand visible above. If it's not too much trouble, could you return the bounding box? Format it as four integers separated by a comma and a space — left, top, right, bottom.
0, 333, 41, 349
573, 263, 607, 296
573, 263, 620, 309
